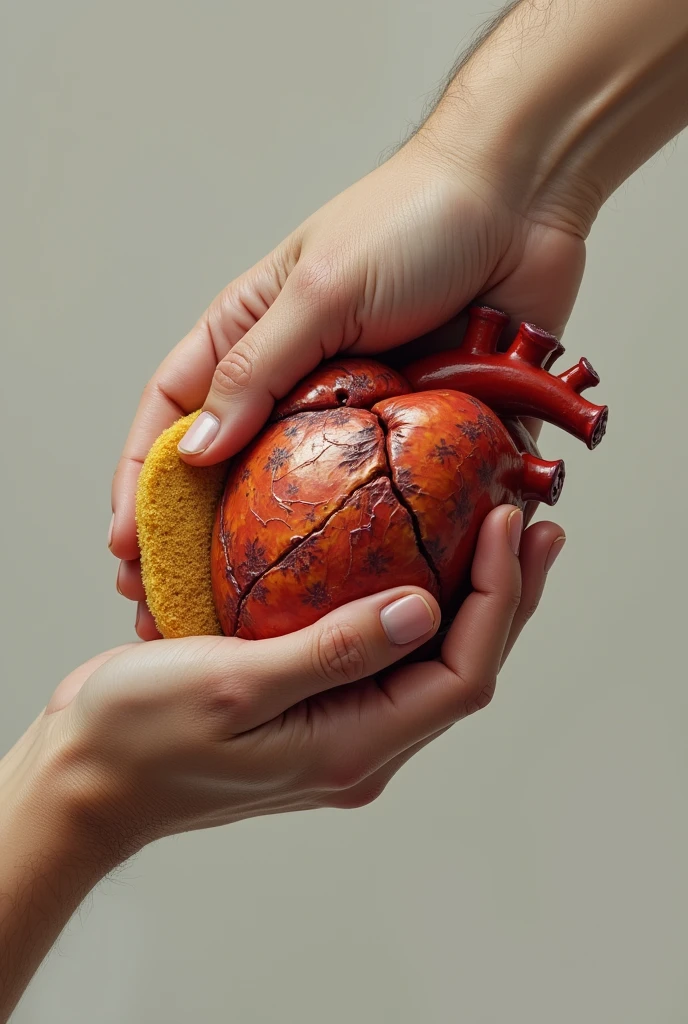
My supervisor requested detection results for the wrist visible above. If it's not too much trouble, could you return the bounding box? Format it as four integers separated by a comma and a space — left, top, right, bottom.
1, 718, 121, 888
0, 720, 118, 1023
420, 0, 688, 239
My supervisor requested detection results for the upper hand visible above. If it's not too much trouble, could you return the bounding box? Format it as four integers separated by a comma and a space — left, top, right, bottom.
109, 136, 584, 631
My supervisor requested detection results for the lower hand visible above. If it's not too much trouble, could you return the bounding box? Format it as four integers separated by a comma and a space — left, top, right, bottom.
15, 506, 563, 862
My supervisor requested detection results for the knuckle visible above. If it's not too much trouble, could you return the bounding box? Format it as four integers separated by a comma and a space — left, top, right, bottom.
141, 376, 157, 402
475, 679, 496, 711
446, 673, 497, 721
291, 254, 349, 319
293, 254, 338, 298
321, 756, 366, 793
520, 597, 540, 623
327, 778, 387, 810
207, 679, 255, 732
290, 254, 361, 355
505, 585, 523, 616
212, 345, 254, 396
312, 622, 368, 687
141, 375, 165, 411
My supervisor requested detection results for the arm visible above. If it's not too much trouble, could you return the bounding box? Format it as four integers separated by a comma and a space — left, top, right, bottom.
424, 0, 688, 237
1, 507, 561, 1021
0, 724, 112, 1023
110, 0, 688, 614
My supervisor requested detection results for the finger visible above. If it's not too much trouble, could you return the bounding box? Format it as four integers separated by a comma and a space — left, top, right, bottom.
302, 505, 523, 784
135, 602, 163, 642
74, 582, 438, 741
329, 726, 451, 809
328, 519, 567, 804
176, 264, 351, 466
332, 517, 565, 805
116, 559, 146, 602
109, 245, 297, 562
501, 521, 566, 665
185, 586, 440, 734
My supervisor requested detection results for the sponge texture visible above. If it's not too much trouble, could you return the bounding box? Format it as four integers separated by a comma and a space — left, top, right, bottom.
136, 411, 228, 638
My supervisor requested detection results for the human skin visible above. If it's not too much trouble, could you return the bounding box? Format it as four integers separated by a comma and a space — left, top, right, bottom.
4, 0, 688, 1016
0, 506, 563, 1022
108, 0, 688, 639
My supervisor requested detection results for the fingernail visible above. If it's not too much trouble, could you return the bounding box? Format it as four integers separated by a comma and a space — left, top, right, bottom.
380, 594, 436, 645
178, 411, 220, 455
545, 535, 566, 572
108, 514, 115, 549
116, 564, 123, 595
135, 603, 142, 631
507, 508, 523, 556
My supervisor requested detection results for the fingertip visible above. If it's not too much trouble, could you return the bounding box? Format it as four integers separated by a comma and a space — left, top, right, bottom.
507, 507, 524, 556
135, 602, 162, 641
484, 502, 520, 531
544, 533, 566, 573
109, 518, 141, 562
466, 504, 525, 614
474, 504, 522, 561
519, 519, 566, 568
177, 410, 220, 457
117, 559, 146, 602
379, 591, 439, 647
110, 461, 144, 560
177, 399, 272, 465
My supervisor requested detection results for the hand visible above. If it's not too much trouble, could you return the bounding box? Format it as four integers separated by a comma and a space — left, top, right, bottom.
110, 137, 584, 635
0, 507, 562, 1019
31, 507, 563, 858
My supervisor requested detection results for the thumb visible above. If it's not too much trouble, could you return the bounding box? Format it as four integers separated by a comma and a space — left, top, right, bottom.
183, 586, 440, 735
176, 271, 343, 464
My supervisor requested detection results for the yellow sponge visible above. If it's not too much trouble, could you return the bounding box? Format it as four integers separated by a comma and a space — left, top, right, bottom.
135, 411, 229, 638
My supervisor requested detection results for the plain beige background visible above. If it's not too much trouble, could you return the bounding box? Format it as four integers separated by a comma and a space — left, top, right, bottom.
2, 1, 687, 1021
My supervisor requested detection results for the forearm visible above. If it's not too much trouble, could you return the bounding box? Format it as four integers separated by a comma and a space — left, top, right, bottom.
0, 721, 109, 1023
424, 0, 688, 235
